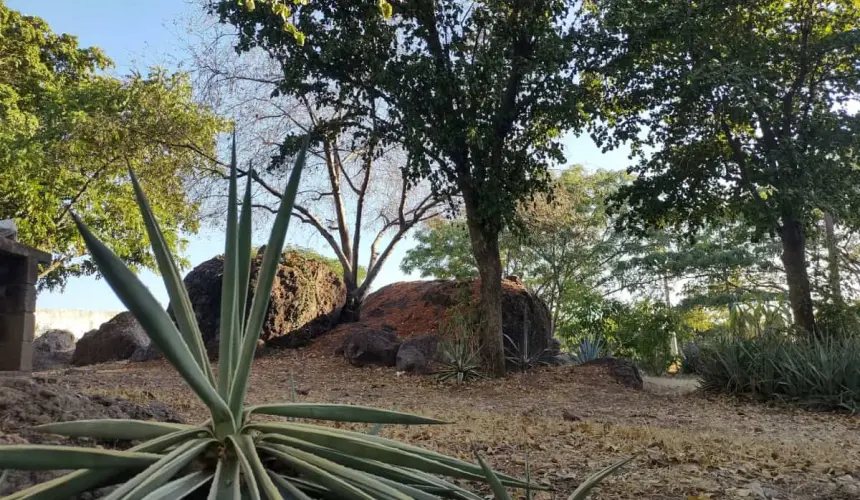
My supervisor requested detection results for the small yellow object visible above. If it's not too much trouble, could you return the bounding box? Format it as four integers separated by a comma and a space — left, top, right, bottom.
667, 360, 681, 375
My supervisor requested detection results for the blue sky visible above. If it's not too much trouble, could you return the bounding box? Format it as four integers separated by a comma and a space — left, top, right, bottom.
10, 1, 630, 311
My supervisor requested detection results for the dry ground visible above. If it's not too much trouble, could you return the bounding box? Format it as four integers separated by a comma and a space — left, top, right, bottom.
37, 351, 860, 500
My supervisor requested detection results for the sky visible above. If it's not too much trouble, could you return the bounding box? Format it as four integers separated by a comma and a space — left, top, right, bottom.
10, 0, 631, 311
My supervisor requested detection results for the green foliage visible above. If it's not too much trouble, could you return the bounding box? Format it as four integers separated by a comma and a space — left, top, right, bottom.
0, 4, 227, 289
504, 333, 552, 372
401, 220, 479, 280
699, 331, 860, 412
435, 337, 486, 385
680, 341, 703, 375
572, 335, 606, 365
584, 0, 860, 332
0, 138, 547, 499
285, 245, 368, 283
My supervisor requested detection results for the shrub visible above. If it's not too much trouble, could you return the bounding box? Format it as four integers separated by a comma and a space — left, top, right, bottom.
436, 336, 486, 384
699, 331, 860, 412
680, 341, 702, 374
572, 335, 606, 364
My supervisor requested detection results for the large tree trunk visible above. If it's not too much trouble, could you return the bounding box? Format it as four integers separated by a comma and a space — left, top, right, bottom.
824, 212, 843, 304
339, 291, 362, 323
463, 207, 506, 377
778, 215, 816, 334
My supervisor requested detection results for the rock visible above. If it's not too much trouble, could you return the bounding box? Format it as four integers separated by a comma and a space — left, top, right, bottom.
562, 409, 582, 422
315, 279, 558, 369
0, 375, 181, 497
130, 343, 162, 362
175, 248, 346, 353
336, 328, 401, 367
34, 329, 75, 352
396, 334, 439, 374
32, 330, 76, 371
71, 312, 150, 366
582, 357, 644, 390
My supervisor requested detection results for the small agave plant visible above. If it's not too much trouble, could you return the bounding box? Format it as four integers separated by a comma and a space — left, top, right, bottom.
0, 136, 629, 499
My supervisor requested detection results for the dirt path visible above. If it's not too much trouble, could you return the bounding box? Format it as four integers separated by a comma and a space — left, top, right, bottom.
36, 352, 860, 499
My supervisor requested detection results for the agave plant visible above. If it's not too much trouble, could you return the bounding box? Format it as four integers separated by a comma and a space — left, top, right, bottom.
572, 335, 605, 365
435, 337, 485, 384
504, 334, 552, 372
0, 137, 539, 499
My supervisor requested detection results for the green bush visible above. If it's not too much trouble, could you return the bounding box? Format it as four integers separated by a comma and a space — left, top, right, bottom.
698, 331, 860, 412
612, 301, 689, 375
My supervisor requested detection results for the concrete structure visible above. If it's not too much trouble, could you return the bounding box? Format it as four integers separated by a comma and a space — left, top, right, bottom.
35, 309, 124, 339
0, 238, 51, 371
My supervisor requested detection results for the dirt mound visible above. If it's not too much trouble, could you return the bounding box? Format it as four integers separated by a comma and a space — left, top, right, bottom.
580, 357, 644, 390
174, 248, 346, 351
0, 375, 181, 497
71, 312, 150, 366
314, 279, 556, 361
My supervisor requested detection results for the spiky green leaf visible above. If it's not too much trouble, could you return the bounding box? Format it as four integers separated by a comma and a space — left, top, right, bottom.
229, 135, 308, 417
0, 446, 161, 471
129, 169, 214, 384
142, 471, 213, 500
34, 420, 194, 441
71, 215, 234, 434
567, 457, 632, 500
248, 403, 445, 424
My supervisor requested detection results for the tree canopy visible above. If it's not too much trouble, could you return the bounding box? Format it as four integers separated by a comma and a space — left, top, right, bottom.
583, 0, 860, 332
0, 3, 227, 289
213, 0, 591, 375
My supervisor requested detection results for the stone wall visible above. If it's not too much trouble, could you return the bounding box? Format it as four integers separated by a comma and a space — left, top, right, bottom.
35, 309, 124, 340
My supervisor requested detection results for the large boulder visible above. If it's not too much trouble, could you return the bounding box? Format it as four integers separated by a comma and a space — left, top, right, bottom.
396, 334, 439, 374
32, 330, 76, 371
71, 312, 149, 366
314, 279, 558, 367
335, 328, 401, 367
175, 248, 345, 353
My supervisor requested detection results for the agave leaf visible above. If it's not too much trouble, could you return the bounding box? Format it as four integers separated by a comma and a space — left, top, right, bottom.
235, 435, 282, 500
258, 445, 375, 500
219, 133, 241, 396
248, 403, 446, 424
128, 169, 214, 384
0, 446, 161, 471
259, 434, 477, 499
370, 474, 444, 500
249, 423, 500, 485
270, 475, 337, 499
474, 449, 511, 500
228, 436, 260, 500
251, 422, 533, 488
263, 443, 410, 500
229, 136, 308, 417
4, 427, 208, 500
208, 453, 241, 500
237, 167, 254, 334
71, 215, 234, 434
103, 439, 215, 500
33, 420, 193, 441
567, 457, 632, 500
267, 472, 315, 500
141, 471, 213, 500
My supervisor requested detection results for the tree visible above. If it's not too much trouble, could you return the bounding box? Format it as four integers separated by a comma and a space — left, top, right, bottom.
584, 0, 860, 333
213, 0, 588, 375
187, 17, 443, 322
0, 4, 226, 289
403, 167, 639, 333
